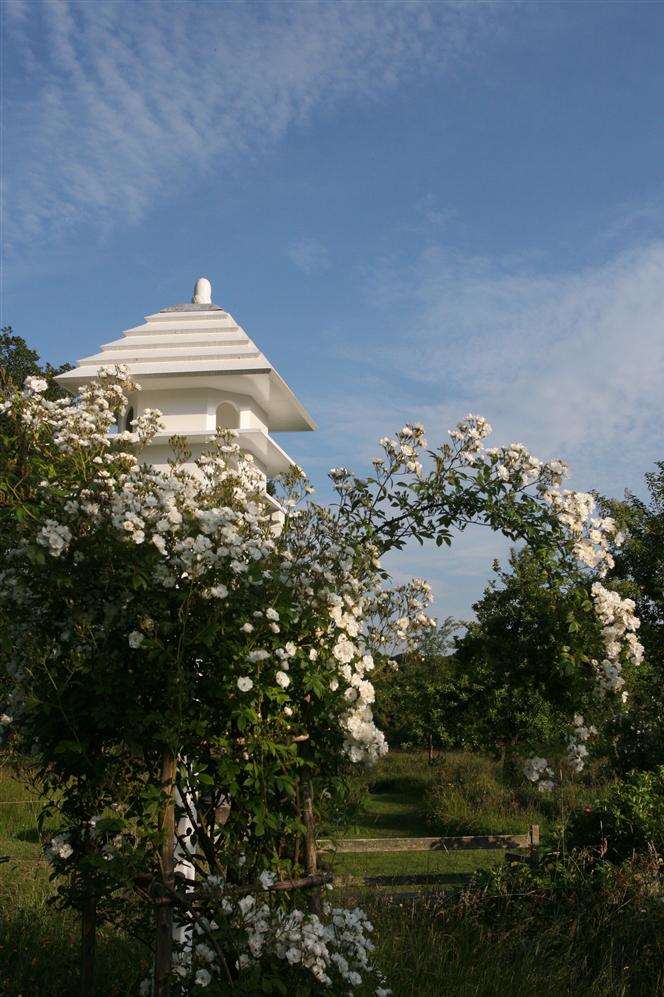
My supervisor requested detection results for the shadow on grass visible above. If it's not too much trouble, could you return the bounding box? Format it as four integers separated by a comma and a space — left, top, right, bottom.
14, 827, 40, 843
0, 906, 150, 997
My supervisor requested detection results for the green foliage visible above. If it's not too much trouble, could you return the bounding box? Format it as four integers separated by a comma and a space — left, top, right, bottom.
372, 619, 471, 750
565, 766, 664, 862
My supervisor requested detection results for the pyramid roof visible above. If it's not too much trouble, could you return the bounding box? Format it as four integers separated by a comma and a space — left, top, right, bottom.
56, 287, 316, 433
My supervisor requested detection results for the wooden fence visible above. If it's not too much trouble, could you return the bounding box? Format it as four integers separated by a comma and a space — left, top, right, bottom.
319, 824, 540, 891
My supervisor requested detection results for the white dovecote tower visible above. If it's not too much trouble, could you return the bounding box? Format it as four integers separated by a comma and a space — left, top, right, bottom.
56, 277, 316, 481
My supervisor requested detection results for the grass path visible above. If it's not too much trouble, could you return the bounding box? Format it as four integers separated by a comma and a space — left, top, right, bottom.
329, 755, 504, 887
346, 789, 428, 838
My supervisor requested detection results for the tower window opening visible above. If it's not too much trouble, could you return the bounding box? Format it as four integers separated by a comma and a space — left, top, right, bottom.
216, 402, 240, 431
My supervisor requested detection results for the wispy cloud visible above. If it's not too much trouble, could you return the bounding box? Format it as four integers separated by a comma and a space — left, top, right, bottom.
5, 0, 503, 257
286, 237, 330, 276
340, 241, 664, 493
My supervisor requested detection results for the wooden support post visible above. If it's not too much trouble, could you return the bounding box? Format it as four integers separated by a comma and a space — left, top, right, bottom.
303, 781, 321, 916
80, 890, 96, 997
154, 750, 177, 997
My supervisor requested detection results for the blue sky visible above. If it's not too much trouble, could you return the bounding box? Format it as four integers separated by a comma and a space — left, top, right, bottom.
3, 0, 664, 619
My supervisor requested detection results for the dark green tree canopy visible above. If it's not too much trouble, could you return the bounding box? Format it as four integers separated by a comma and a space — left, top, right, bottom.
0, 326, 72, 399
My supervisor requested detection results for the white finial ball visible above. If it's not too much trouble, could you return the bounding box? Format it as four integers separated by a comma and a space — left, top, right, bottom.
192, 277, 212, 305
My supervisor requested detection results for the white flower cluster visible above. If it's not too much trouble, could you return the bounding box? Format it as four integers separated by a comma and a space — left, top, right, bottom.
37, 519, 72, 558
9, 366, 159, 454
523, 756, 555, 793
376, 423, 428, 476
326, 591, 386, 764
483, 443, 568, 491
444, 415, 622, 582
565, 714, 598, 773
156, 876, 384, 994
45, 831, 74, 863
24, 375, 48, 394
367, 579, 436, 649
448, 413, 492, 462
238, 895, 377, 990
544, 492, 622, 576
322, 576, 434, 764
591, 581, 643, 698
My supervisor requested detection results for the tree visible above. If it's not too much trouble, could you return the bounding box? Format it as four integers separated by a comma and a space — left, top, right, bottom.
0, 326, 72, 398
454, 544, 642, 782
373, 618, 472, 755
0, 377, 640, 994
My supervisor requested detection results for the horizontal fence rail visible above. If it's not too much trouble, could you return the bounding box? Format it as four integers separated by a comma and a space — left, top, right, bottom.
319, 825, 539, 854
337, 872, 474, 887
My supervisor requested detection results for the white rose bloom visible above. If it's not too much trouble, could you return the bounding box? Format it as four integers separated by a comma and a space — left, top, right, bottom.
24, 375, 48, 394
128, 631, 145, 648
237, 676, 254, 692
259, 870, 277, 890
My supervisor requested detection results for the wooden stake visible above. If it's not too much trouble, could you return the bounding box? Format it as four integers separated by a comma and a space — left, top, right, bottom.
80, 889, 96, 997
154, 750, 177, 997
302, 781, 321, 916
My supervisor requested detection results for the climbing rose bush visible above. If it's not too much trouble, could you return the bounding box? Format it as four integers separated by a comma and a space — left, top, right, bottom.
139, 888, 385, 995
0, 367, 641, 992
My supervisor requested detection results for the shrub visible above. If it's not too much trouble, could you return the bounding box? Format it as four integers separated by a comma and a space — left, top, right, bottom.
423, 752, 542, 835
565, 766, 664, 862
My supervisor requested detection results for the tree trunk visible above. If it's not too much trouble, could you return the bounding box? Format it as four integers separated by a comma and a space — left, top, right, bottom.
501, 744, 519, 786
302, 782, 321, 916
80, 889, 96, 997
154, 749, 177, 997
